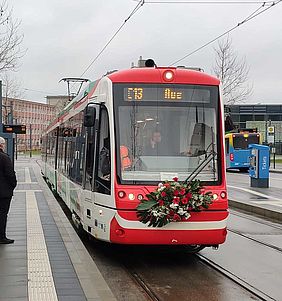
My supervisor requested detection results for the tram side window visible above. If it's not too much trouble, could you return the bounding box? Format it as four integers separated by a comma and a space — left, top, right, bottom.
46, 130, 57, 167
41, 136, 47, 162
57, 135, 64, 172
96, 108, 111, 194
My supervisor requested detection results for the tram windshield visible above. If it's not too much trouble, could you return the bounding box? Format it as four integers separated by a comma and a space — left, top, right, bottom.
114, 83, 220, 184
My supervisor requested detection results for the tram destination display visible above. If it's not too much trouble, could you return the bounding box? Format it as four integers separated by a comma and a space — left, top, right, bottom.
124, 85, 211, 103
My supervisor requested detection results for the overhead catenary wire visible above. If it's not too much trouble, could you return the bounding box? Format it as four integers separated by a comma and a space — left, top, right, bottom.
79, 0, 145, 78
133, 0, 276, 4
23, 88, 58, 95
169, 0, 282, 66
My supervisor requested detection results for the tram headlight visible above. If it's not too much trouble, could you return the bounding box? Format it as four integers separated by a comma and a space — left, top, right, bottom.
137, 194, 144, 201
128, 193, 135, 200
213, 193, 218, 200
118, 191, 126, 198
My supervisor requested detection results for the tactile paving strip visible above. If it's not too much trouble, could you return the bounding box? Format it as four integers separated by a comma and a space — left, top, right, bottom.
26, 190, 58, 301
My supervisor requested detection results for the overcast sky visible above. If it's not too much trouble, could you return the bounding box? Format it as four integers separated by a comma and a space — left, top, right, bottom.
7, 0, 282, 104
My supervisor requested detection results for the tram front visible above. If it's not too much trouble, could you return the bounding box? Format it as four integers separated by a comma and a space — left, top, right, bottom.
110, 71, 228, 246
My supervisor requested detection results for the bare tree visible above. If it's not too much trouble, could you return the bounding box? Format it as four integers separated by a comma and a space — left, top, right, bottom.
212, 36, 252, 105
2, 72, 23, 99
1, 72, 23, 123
0, 0, 24, 73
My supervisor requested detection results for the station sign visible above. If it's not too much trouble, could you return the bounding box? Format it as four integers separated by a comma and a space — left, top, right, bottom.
267, 126, 275, 134
3, 124, 26, 134
267, 126, 275, 144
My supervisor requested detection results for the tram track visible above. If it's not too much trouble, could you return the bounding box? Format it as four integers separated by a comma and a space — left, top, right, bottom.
44, 171, 277, 301
228, 228, 282, 253
123, 266, 162, 301
229, 210, 282, 253
196, 253, 275, 301
113, 245, 264, 301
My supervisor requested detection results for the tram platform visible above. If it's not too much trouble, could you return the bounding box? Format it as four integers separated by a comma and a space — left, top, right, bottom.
0, 157, 117, 301
228, 166, 282, 223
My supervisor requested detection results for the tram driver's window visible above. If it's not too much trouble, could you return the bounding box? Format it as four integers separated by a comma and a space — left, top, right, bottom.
96, 108, 111, 195
85, 126, 95, 190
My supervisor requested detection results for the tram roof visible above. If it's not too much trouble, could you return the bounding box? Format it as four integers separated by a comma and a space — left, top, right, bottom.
44, 67, 219, 134
107, 67, 220, 85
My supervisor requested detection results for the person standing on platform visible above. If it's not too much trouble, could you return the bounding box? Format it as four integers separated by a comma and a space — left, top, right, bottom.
0, 137, 17, 244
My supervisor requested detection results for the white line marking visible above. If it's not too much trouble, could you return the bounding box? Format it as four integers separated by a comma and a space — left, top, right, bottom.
227, 185, 282, 201
115, 214, 228, 230
25, 167, 32, 183
26, 191, 58, 301
17, 182, 38, 184
16, 190, 42, 193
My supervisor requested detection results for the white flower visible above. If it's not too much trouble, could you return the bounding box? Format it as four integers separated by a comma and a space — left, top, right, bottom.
158, 183, 164, 188
177, 207, 186, 215
184, 212, 191, 220
170, 203, 179, 209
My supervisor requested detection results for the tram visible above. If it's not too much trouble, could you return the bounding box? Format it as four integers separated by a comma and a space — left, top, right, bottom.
225, 129, 262, 171
41, 60, 228, 252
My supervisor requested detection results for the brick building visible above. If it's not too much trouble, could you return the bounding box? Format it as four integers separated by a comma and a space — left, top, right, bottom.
2, 97, 56, 151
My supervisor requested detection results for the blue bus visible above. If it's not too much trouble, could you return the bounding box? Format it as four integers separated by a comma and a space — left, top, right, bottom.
225, 130, 262, 171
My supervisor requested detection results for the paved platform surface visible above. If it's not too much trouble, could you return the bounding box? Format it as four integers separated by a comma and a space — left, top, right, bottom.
227, 167, 282, 223
0, 158, 117, 301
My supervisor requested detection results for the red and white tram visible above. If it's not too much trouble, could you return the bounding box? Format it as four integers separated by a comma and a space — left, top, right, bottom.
41, 60, 228, 252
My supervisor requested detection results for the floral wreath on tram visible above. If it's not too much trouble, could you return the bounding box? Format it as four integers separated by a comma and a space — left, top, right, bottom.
136, 177, 213, 228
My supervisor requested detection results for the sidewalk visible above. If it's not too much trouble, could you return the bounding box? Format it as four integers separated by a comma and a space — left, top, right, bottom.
0, 158, 117, 301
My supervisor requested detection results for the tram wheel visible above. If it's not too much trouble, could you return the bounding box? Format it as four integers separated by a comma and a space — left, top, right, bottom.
186, 244, 205, 254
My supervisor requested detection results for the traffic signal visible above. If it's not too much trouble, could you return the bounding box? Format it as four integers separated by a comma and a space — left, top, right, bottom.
3, 124, 26, 134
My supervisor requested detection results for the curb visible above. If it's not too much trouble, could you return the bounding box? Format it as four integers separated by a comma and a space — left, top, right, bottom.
270, 169, 282, 174
228, 199, 282, 223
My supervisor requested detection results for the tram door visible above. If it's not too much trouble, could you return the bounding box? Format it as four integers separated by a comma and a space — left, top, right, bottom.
83, 104, 111, 195
83, 104, 100, 191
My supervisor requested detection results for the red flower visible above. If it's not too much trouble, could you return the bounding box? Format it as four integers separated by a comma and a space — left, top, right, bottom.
173, 177, 178, 182
169, 210, 175, 216
158, 200, 164, 206
173, 190, 179, 196
181, 197, 188, 205
173, 214, 181, 221
179, 188, 186, 195
164, 183, 171, 188
161, 191, 167, 197
186, 192, 192, 200
173, 197, 180, 204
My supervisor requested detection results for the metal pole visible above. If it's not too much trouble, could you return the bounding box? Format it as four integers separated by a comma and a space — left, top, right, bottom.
15, 134, 17, 160
274, 130, 276, 169
15, 117, 17, 160
30, 124, 32, 158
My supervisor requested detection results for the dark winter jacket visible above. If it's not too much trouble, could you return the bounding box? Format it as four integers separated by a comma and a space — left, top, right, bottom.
0, 149, 17, 198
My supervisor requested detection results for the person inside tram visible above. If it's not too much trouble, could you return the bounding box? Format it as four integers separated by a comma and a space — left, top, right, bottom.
120, 145, 132, 170
144, 130, 166, 156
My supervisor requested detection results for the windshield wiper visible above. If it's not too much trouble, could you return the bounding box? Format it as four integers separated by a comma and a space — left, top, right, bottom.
183, 149, 217, 184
